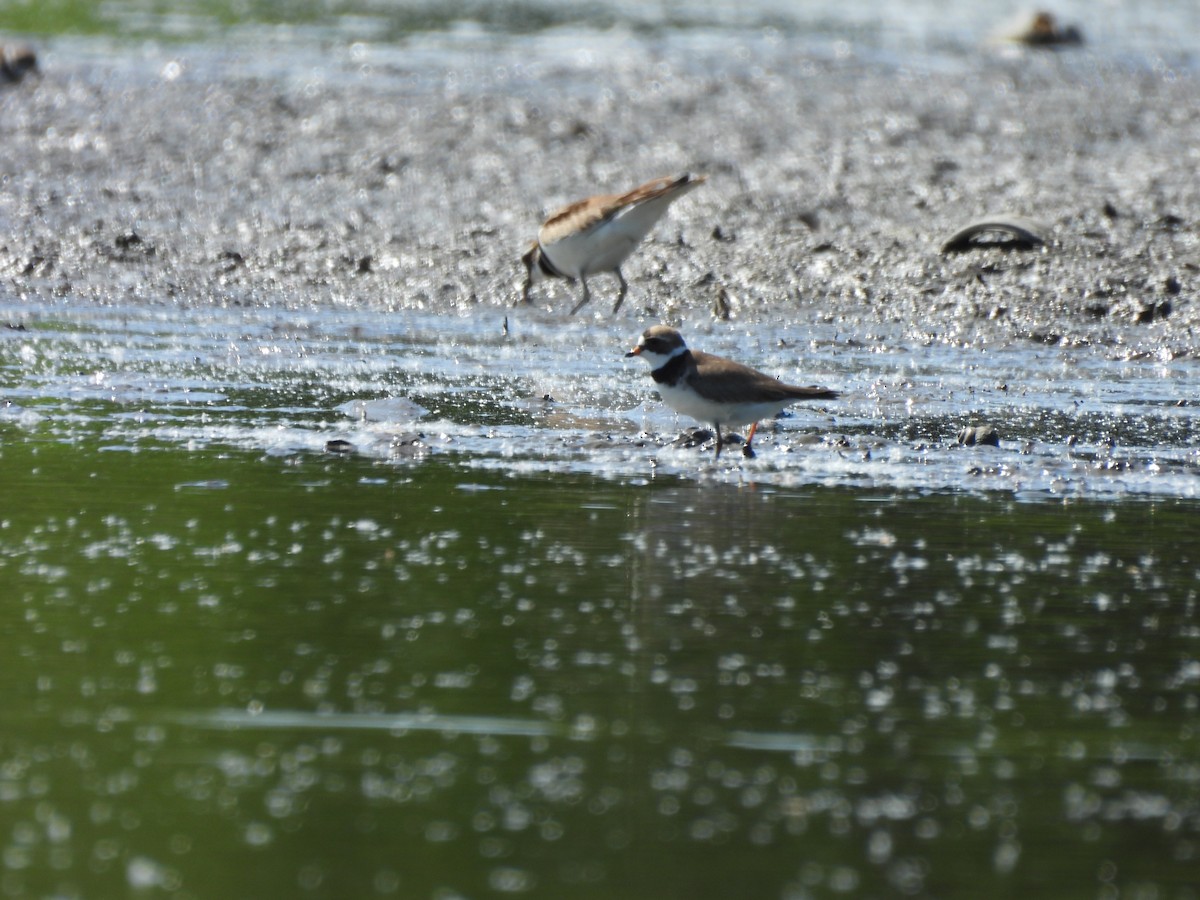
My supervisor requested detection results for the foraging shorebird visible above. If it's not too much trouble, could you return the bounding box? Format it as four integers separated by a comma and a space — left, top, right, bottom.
520, 173, 705, 315
626, 325, 839, 459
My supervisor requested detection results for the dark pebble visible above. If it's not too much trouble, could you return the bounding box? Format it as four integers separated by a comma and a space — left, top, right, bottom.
672, 428, 721, 449
1135, 301, 1171, 324
390, 433, 428, 459
957, 424, 1000, 447
0, 46, 38, 84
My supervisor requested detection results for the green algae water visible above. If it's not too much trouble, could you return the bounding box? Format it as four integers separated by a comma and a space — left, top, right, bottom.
3, 435, 1198, 899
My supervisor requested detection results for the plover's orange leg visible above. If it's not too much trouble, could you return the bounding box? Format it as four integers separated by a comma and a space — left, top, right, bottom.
742, 421, 760, 458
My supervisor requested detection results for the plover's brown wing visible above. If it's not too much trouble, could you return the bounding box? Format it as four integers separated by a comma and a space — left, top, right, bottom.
612, 173, 703, 208
690, 351, 838, 404
538, 192, 625, 245
538, 173, 706, 245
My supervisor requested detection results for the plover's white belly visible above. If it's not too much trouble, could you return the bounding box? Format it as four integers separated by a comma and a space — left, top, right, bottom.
542, 227, 638, 279
656, 382, 790, 428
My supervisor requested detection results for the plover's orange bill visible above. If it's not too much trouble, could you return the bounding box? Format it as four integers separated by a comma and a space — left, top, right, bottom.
521, 173, 705, 315
627, 325, 839, 459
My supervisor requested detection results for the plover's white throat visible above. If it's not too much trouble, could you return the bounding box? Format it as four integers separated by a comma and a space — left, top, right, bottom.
626, 325, 839, 459
521, 173, 705, 315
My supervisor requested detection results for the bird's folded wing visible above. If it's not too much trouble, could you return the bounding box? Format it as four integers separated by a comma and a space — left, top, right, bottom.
690, 352, 838, 403
539, 193, 625, 244
538, 175, 696, 245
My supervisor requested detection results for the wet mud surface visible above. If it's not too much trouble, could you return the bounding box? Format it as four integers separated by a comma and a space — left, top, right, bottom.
1, 35, 1197, 494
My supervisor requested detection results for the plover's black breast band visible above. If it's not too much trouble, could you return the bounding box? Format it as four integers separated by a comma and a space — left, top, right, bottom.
650, 351, 692, 387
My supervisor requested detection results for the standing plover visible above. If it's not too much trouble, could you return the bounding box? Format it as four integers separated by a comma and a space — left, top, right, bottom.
627, 325, 839, 458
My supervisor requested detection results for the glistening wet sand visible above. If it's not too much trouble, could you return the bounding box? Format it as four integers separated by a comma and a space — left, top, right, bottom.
3, 34, 1195, 495
2, 35, 1195, 353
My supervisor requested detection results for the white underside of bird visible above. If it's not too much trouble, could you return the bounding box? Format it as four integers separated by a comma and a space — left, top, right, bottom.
653, 379, 800, 429
538, 187, 690, 279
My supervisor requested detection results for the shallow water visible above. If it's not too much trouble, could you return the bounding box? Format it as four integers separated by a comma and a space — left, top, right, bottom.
3, 442, 1200, 899
3, 305, 1200, 898
3, 303, 1196, 497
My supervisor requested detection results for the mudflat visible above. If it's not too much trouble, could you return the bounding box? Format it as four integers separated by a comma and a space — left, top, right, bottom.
1, 36, 1195, 362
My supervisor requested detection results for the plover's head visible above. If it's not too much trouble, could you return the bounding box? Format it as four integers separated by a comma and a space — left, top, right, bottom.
625, 325, 688, 368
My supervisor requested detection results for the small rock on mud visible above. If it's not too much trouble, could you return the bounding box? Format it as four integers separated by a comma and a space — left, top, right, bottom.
957, 424, 1001, 447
